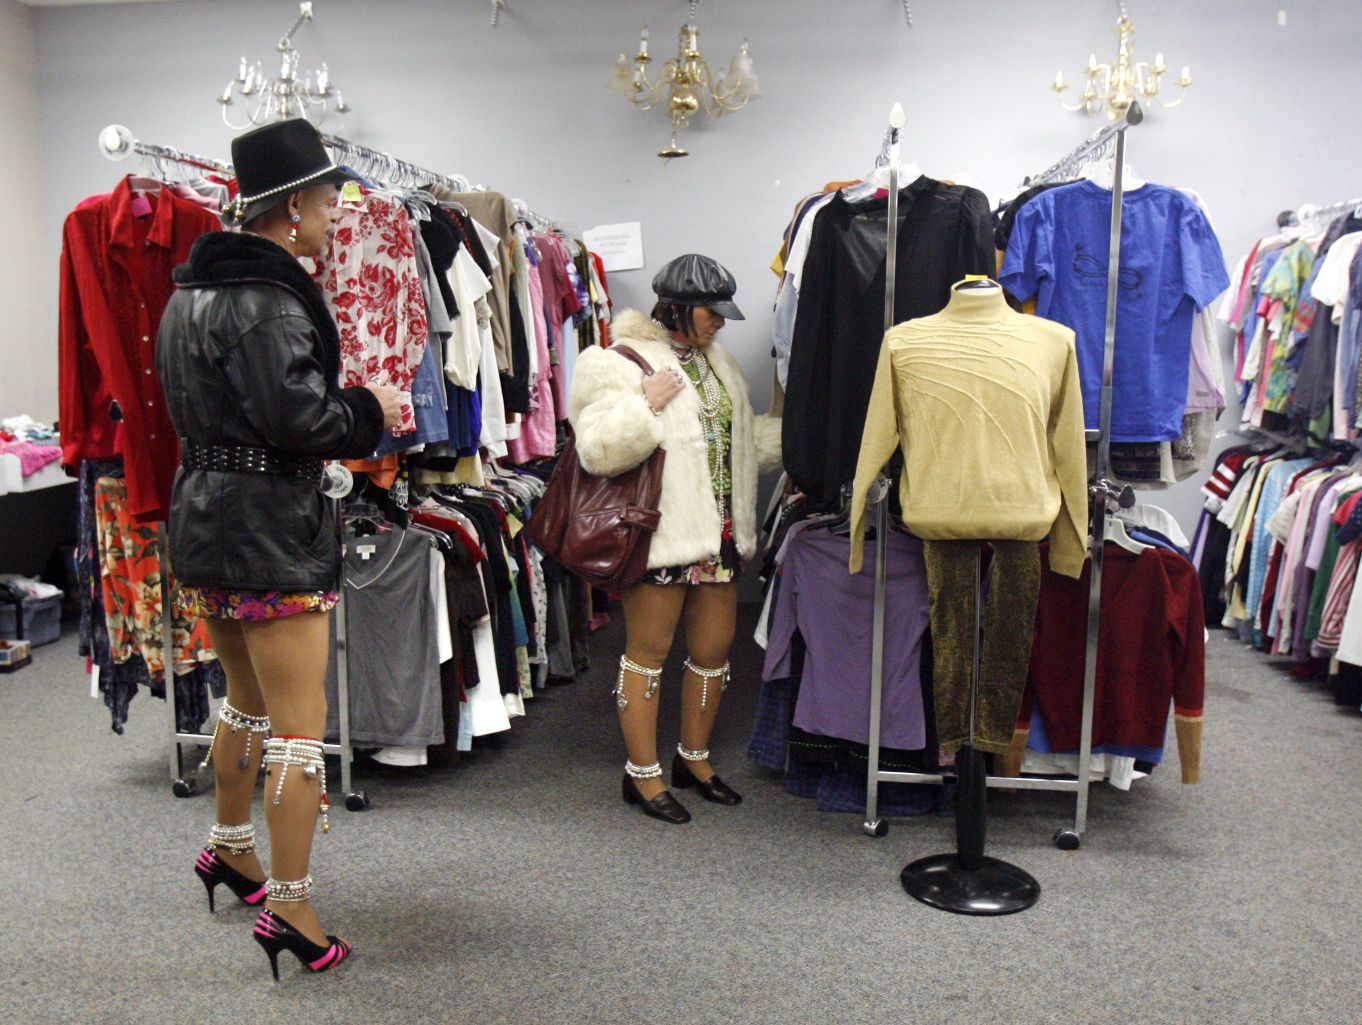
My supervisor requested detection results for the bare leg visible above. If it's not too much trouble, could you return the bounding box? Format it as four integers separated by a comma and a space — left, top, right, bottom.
203, 619, 267, 884
241, 610, 331, 946
617, 583, 687, 800
679, 582, 738, 783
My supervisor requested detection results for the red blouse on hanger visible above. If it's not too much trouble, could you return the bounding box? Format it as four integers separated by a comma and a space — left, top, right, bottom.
59, 176, 222, 521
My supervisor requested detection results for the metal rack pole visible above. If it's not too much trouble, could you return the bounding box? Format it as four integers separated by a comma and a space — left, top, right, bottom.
1071, 123, 1128, 839
163, 523, 208, 798
863, 102, 904, 835
334, 497, 366, 811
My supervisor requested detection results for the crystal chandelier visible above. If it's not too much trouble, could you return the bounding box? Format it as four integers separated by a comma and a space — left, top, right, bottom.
218, 2, 351, 130
1050, 14, 1190, 120
608, 0, 759, 159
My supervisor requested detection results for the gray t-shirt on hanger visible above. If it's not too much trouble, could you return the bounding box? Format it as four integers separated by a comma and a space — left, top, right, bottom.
325, 527, 445, 749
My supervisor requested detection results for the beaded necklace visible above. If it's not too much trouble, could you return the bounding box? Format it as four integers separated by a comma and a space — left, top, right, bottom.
672, 343, 732, 511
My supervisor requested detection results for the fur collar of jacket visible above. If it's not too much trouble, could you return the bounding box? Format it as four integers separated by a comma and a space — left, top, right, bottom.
568, 309, 781, 570
173, 231, 340, 387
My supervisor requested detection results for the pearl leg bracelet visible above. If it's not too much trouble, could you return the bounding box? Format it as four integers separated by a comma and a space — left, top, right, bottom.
210, 821, 256, 855
262, 737, 330, 835
677, 743, 710, 762
199, 701, 272, 772
265, 875, 313, 902
684, 659, 730, 711
615, 655, 663, 712
625, 759, 663, 780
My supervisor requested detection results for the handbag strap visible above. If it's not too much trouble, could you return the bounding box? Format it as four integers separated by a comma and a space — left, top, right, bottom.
609, 344, 657, 377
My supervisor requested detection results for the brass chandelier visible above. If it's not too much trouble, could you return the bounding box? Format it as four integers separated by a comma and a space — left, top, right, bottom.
608, 0, 760, 159
1050, 14, 1191, 120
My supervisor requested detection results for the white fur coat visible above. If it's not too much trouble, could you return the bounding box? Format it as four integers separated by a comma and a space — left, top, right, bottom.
568, 310, 782, 569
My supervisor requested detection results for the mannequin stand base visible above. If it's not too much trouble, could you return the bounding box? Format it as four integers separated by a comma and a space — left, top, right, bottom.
900, 854, 1040, 916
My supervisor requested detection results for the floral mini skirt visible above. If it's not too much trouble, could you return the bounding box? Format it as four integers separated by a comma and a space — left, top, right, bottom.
645, 499, 743, 586
177, 586, 340, 622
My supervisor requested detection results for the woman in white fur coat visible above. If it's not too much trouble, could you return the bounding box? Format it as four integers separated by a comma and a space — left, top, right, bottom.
568, 254, 781, 824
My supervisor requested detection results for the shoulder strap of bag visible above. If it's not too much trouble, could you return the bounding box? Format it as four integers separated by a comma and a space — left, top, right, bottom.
609, 344, 656, 376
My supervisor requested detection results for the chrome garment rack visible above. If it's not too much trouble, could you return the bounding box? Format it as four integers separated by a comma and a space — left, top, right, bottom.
861, 101, 1144, 851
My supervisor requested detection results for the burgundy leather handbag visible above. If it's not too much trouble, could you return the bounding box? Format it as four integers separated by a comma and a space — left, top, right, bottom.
526, 346, 666, 592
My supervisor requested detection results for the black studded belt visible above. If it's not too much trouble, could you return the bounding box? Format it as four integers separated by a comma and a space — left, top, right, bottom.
181, 440, 324, 484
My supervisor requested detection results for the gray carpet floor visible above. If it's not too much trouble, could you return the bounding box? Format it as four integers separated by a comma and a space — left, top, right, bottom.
3, 607, 1362, 1025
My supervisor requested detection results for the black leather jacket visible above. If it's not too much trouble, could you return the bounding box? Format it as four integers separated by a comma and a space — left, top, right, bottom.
156, 232, 383, 591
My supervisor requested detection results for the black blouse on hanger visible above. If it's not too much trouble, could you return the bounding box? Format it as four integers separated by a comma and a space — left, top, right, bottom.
783, 177, 994, 508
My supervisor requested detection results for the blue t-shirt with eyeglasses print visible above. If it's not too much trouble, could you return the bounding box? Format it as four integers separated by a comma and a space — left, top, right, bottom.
1000, 180, 1230, 443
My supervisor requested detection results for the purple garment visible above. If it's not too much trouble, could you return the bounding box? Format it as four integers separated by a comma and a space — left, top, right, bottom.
763, 527, 929, 750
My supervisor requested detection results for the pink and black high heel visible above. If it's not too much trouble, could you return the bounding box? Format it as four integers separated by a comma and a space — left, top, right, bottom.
195, 845, 268, 912
253, 905, 352, 981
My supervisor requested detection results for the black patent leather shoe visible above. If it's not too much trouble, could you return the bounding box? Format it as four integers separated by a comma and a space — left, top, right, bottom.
671, 754, 743, 806
621, 774, 692, 824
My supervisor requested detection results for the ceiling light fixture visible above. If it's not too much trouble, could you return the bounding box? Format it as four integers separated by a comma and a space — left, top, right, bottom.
608, 0, 759, 159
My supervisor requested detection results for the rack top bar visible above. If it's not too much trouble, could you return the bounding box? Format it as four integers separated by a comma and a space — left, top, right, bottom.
1020, 100, 1144, 188
98, 124, 561, 229
1295, 196, 1362, 222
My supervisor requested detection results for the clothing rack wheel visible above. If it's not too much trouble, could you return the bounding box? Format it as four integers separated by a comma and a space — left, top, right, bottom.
863, 818, 889, 838
345, 790, 370, 812
1054, 829, 1081, 851
172, 778, 198, 798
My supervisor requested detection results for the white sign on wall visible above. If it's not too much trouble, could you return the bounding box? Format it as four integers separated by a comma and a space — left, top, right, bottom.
582, 221, 645, 272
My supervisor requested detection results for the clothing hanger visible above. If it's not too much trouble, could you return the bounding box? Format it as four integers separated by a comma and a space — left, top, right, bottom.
842, 158, 924, 203
410, 521, 453, 552
1080, 156, 1145, 191
1105, 516, 1151, 554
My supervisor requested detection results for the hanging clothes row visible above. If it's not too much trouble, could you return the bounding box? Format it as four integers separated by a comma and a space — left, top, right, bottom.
59, 172, 234, 732
309, 179, 614, 500
322, 461, 585, 767
1193, 436, 1362, 708
56, 152, 609, 735
1219, 201, 1362, 440
1009, 526, 1205, 789
749, 157, 994, 814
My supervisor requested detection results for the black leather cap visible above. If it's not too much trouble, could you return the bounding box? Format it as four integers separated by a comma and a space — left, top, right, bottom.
651, 253, 744, 320
227, 118, 355, 225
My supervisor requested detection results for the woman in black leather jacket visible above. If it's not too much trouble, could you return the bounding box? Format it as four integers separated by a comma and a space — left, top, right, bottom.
156, 120, 401, 978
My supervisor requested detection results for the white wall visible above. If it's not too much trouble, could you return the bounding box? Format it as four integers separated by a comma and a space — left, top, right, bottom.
0, 0, 53, 423
28, 0, 1362, 529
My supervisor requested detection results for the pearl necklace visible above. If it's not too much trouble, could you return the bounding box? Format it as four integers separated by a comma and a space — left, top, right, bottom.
672, 344, 730, 512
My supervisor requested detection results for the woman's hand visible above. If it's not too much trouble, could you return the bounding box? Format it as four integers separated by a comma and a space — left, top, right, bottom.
366, 384, 404, 432
641, 366, 685, 415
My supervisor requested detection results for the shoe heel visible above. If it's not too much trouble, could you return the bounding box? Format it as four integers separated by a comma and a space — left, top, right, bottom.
671, 755, 695, 789
195, 863, 219, 913
621, 774, 641, 806
253, 929, 284, 982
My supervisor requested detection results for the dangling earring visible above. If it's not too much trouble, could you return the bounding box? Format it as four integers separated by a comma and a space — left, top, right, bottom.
288, 214, 300, 245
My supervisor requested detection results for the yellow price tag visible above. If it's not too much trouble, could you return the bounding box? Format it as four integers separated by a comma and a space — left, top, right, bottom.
963, 273, 989, 282
340, 181, 363, 204
506, 514, 524, 538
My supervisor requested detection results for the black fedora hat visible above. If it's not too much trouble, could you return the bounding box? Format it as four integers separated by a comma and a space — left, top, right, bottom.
651, 253, 745, 320
227, 118, 355, 225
